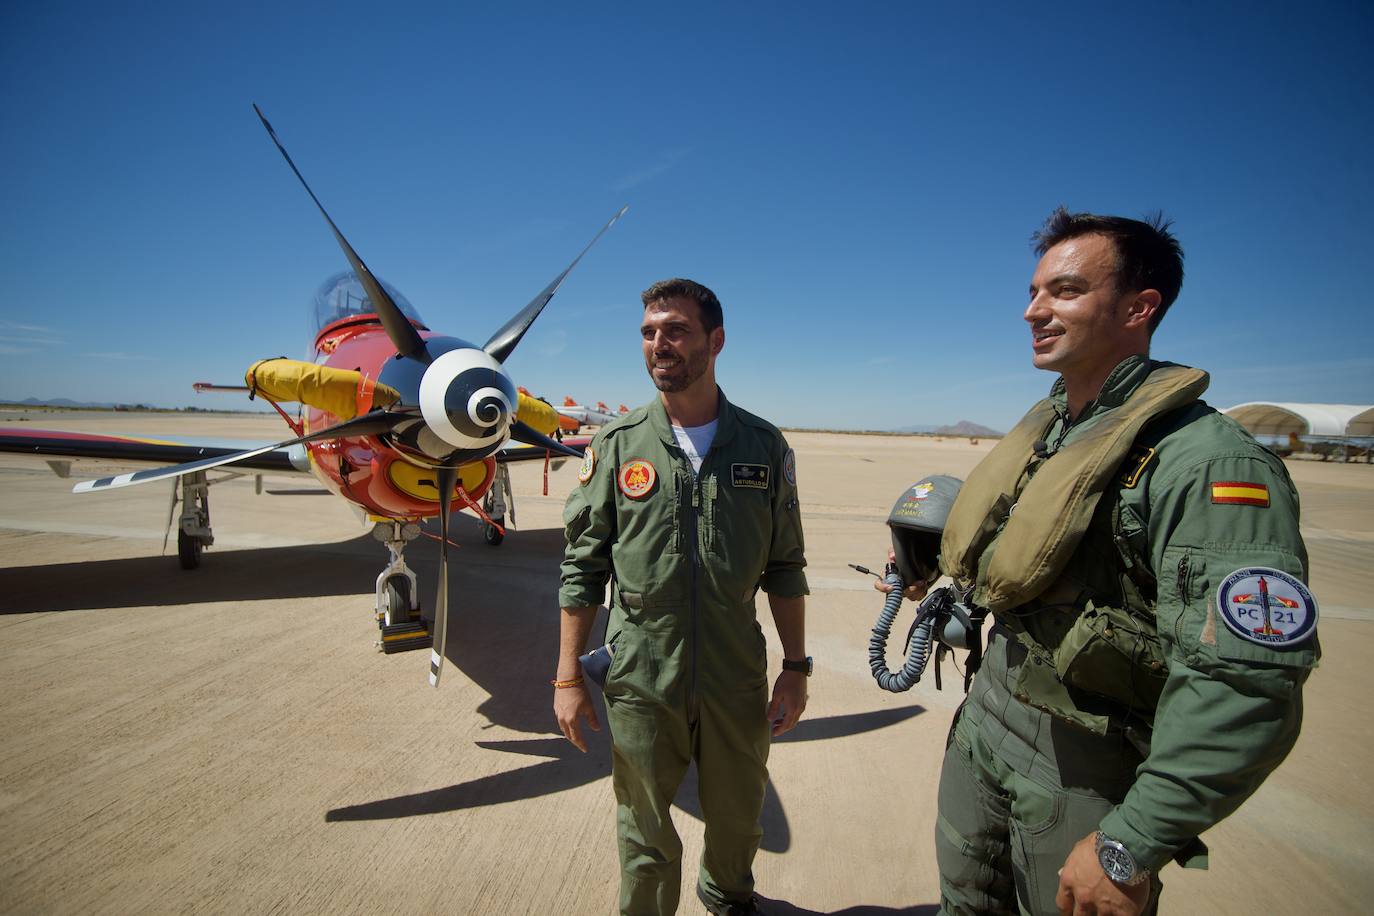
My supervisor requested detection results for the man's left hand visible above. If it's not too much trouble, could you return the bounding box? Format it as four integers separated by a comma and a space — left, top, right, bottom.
766, 669, 807, 737
1055, 832, 1150, 916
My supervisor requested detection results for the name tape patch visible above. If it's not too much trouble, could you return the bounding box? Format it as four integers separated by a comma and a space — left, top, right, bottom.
731, 463, 770, 490
1211, 481, 1270, 507
1216, 566, 1317, 647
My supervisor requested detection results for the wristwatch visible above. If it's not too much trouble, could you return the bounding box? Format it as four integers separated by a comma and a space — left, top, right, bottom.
781, 656, 813, 676
1095, 831, 1149, 886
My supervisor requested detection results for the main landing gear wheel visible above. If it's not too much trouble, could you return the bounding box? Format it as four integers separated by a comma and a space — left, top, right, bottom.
484, 517, 505, 546
177, 528, 203, 570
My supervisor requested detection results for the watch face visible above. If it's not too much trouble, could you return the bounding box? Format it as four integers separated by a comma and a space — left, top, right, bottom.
1098, 844, 1135, 883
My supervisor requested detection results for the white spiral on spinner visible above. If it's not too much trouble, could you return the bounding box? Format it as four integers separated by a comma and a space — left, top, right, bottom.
419, 348, 517, 451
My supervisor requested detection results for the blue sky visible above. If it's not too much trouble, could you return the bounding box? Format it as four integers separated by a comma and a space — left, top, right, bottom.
2, 1, 1370, 432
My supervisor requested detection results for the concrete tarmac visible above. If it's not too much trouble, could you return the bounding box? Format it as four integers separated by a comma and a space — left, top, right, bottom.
1, 410, 1370, 914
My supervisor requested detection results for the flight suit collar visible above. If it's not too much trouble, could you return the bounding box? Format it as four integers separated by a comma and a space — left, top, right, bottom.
1049, 354, 1154, 423
646, 387, 741, 451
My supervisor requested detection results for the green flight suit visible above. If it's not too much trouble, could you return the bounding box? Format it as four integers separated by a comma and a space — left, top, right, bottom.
935, 357, 1318, 915
559, 390, 808, 916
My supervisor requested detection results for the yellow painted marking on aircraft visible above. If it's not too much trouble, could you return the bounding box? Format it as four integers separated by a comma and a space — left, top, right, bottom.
386, 459, 491, 502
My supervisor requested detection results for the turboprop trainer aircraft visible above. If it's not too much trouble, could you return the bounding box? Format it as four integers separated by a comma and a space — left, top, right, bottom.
554, 397, 621, 429
0, 106, 625, 688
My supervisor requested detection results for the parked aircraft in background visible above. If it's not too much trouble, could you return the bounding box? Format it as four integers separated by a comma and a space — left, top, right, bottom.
1282, 432, 1371, 462
555, 397, 621, 428
0, 106, 625, 688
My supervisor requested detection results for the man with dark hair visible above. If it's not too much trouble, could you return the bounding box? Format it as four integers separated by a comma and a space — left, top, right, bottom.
556, 278, 809, 915
913, 210, 1317, 914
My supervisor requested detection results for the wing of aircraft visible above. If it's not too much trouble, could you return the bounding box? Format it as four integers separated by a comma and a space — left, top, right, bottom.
0, 427, 299, 473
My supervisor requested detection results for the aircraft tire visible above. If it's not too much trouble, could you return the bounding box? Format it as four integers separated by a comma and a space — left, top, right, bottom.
177, 529, 203, 570
484, 517, 505, 547
383, 577, 412, 618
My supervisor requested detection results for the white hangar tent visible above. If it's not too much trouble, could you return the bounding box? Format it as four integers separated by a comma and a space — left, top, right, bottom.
1223, 402, 1374, 438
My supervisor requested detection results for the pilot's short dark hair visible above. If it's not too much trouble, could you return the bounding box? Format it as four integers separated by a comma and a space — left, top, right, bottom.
1032, 207, 1185, 330
641, 278, 723, 333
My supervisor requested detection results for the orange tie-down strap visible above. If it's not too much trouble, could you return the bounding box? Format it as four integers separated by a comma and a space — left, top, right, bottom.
356, 373, 378, 417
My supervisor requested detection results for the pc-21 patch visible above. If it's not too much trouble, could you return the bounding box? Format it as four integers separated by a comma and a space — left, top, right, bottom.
1216, 566, 1317, 647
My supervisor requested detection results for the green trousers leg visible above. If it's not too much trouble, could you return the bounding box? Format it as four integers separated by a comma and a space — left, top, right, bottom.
607, 685, 769, 916
935, 627, 1163, 916
695, 688, 769, 908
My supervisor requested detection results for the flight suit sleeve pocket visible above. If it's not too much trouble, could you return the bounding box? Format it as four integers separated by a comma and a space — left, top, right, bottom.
1159, 544, 1319, 678
563, 503, 592, 543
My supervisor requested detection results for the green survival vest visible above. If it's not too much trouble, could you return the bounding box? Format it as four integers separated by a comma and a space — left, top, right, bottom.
940, 362, 1209, 734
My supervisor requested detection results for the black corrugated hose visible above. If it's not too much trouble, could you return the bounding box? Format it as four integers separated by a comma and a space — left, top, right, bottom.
869, 570, 949, 692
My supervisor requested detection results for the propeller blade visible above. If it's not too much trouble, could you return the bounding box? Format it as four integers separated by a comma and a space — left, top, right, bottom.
252, 104, 428, 361
72, 409, 416, 493
508, 420, 585, 460
482, 206, 629, 363
429, 464, 458, 688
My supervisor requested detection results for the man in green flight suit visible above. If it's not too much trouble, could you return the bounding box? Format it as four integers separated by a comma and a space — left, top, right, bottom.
555, 278, 810, 916
904, 210, 1319, 915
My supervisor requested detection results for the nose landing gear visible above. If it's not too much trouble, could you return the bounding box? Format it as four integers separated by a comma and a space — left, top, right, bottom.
372, 520, 432, 654
481, 463, 513, 546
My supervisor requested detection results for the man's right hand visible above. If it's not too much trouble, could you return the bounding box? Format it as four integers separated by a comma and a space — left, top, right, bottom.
554, 683, 600, 752
872, 548, 929, 602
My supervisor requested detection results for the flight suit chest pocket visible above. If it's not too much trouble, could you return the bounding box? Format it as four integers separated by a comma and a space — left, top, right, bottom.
610, 468, 682, 588
706, 462, 772, 563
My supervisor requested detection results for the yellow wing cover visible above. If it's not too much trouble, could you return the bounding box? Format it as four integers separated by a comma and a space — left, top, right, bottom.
246, 358, 400, 421
515, 391, 559, 437
246, 358, 559, 436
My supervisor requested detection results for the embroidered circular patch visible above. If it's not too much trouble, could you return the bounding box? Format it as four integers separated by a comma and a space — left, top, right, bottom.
783, 449, 797, 486
1215, 567, 1318, 647
577, 447, 596, 485
617, 459, 656, 499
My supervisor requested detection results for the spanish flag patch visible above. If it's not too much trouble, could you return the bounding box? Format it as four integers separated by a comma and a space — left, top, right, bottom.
1211, 481, 1270, 507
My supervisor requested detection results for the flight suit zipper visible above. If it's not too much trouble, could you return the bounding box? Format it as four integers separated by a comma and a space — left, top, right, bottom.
1174, 552, 1192, 646
688, 463, 701, 724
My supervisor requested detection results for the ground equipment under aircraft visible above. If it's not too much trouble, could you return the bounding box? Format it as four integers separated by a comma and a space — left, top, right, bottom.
48, 106, 627, 687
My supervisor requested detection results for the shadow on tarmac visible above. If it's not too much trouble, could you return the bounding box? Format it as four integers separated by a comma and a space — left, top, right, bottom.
9, 509, 929, 857
326, 705, 926, 856
0, 514, 556, 614
763, 901, 940, 915
0, 534, 379, 613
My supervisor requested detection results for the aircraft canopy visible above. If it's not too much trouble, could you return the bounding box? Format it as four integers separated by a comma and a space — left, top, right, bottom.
1224, 402, 1374, 438
313, 271, 425, 334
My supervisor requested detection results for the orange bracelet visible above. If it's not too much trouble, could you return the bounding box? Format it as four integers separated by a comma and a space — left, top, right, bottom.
550, 677, 585, 689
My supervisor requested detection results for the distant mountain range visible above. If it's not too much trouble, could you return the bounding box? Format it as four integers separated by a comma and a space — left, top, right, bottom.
3, 397, 129, 409
932, 420, 1003, 438
892, 420, 1004, 438
1, 397, 267, 414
